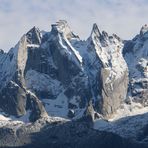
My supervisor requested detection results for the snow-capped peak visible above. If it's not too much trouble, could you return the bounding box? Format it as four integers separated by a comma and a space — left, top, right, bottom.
51, 20, 79, 40
89, 23, 112, 48
91, 23, 101, 38
51, 20, 69, 32
26, 26, 41, 45
140, 24, 148, 35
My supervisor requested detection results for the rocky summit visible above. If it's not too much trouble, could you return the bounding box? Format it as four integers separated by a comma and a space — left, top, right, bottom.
0, 21, 147, 148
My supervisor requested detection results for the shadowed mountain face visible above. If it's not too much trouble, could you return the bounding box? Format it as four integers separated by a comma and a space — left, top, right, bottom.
0, 21, 147, 148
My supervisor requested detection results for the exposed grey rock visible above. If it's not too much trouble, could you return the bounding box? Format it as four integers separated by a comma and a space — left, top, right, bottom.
100, 68, 128, 117
82, 24, 129, 118
0, 81, 27, 116
26, 91, 48, 122
26, 26, 41, 45
0, 27, 47, 122
83, 100, 95, 122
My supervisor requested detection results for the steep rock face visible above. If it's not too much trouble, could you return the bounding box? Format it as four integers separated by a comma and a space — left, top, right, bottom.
0, 81, 27, 116
123, 24, 148, 106
24, 21, 91, 119
71, 23, 128, 117
0, 27, 47, 121
0, 20, 129, 120
88, 24, 128, 117
100, 68, 128, 116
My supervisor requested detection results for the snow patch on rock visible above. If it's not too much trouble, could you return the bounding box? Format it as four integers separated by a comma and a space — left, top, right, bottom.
43, 92, 68, 118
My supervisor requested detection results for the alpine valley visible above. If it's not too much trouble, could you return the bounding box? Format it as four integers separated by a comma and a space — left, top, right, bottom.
0, 20, 147, 148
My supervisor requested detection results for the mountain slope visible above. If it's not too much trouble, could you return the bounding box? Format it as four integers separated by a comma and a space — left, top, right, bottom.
0, 20, 147, 123
123, 24, 148, 106
0, 21, 148, 148
0, 20, 129, 121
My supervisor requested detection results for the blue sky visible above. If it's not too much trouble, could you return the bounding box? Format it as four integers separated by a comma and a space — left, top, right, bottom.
0, 0, 148, 51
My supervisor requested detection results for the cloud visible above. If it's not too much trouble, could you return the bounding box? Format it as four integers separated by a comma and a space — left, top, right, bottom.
0, 0, 148, 51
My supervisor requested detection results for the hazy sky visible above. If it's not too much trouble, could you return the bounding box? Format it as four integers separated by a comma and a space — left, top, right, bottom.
0, 0, 148, 51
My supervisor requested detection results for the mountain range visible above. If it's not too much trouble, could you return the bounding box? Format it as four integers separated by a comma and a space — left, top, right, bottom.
0, 20, 147, 148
